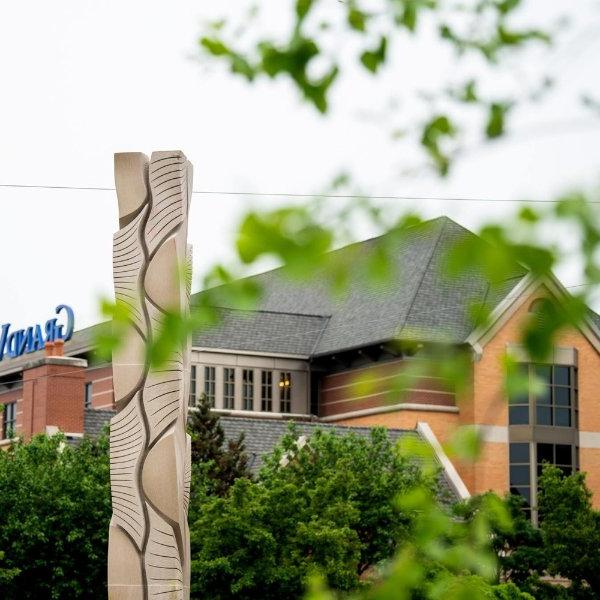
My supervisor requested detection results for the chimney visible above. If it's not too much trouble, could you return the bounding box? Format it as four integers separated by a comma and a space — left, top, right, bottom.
20, 347, 88, 439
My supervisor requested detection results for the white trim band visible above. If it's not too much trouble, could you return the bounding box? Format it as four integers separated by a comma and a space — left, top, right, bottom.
417, 422, 470, 500
475, 425, 509, 443
579, 431, 600, 449
320, 402, 459, 422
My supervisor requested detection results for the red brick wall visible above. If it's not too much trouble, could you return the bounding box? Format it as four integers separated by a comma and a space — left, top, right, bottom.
319, 359, 455, 418
21, 361, 86, 437
84, 364, 114, 409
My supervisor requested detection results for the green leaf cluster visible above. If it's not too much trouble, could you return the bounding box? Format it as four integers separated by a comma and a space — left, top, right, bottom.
198, 0, 552, 173
0, 434, 111, 599
189, 426, 431, 598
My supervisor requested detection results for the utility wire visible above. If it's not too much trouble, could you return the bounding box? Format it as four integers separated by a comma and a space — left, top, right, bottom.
0, 182, 596, 204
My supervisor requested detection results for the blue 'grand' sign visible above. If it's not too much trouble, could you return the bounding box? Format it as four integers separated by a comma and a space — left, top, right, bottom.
0, 305, 75, 361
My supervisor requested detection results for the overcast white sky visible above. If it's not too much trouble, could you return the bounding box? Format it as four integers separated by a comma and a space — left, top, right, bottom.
1, 0, 600, 331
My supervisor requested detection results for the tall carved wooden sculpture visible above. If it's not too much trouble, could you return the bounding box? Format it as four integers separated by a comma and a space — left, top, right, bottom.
108, 151, 192, 599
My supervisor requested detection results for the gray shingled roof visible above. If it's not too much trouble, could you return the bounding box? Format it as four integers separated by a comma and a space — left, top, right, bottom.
0, 216, 528, 376
192, 217, 527, 356
84, 408, 113, 437
194, 309, 329, 356
219, 416, 457, 504
83, 410, 458, 503
218, 416, 415, 472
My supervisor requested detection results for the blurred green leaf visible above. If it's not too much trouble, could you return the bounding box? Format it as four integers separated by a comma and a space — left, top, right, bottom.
360, 36, 387, 74
485, 102, 510, 138
444, 426, 482, 462
348, 6, 368, 32
420, 114, 457, 175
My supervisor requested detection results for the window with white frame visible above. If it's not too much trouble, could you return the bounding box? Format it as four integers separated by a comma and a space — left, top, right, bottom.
223, 368, 235, 409
204, 366, 216, 407
279, 372, 292, 413
261, 370, 273, 412
189, 365, 197, 407
242, 369, 254, 410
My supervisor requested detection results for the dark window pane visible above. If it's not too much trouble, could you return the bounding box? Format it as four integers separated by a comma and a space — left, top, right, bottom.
559, 466, 572, 477
536, 405, 552, 425
554, 386, 570, 406
510, 443, 530, 464
510, 486, 531, 506
510, 465, 530, 486
509, 392, 529, 405
555, 408, 571, 427
535, 364, 552, 384
554, 366, 570, 386
537, 443, 553, 463
536, 386, 551, 405
556, 444, 572, 466
510, 406, 529, 425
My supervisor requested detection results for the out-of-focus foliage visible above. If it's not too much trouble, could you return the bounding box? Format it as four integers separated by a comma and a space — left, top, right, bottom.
199, 0, 555, 175
85, 3, 600, 600
189, 426, 431, 599
0, 433, 111, 599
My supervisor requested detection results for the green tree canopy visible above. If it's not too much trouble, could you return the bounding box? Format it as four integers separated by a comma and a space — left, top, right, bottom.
188, 392, 252, 498
189, 426, 432, 599
538, 465, 600, 598
0, 433, 111, 599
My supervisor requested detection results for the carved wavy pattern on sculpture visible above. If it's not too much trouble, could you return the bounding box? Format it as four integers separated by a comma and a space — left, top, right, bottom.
145, 505, 184, 599
143, 356, 184, 446
146, 153, 186, 257
113, 208, 148, 333
110, 151, 192, 599
183, 435, 191, 515
109, 395, 146, 549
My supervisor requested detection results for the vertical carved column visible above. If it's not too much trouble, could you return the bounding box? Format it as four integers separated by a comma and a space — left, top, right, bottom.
108, 151, 192, 599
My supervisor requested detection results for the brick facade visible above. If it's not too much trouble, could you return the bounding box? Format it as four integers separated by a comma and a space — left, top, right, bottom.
322, 286, 600, 505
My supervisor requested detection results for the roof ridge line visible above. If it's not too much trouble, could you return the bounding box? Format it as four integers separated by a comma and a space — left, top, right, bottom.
395, 218, 448, 338
190, 217, 466, 299
208, 306, 331, 318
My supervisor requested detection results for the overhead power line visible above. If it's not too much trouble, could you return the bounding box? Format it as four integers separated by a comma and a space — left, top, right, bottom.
0, 182, 595, 204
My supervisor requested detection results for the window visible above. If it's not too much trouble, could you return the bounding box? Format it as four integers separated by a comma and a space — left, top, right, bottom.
509, 363, 530, 425
279, 372, 292, 413
223, 368, 235, 409
204, 366, 216, 407
508, 363, 577, 428
189, 365, 197, 407
2, 402, 16, 439
242, 369, 254, 411
261, 371, 273, 412
534, 365, 576, 428
537, 443, 575, 478
84, 382, 93, 409
509, 443, 531, 518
